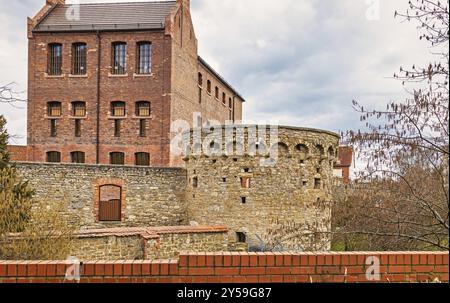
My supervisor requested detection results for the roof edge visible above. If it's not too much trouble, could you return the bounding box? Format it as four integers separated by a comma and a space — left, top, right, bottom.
198, 56, 245, 102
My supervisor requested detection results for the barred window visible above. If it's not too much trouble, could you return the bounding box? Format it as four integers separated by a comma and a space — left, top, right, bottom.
47, 101, 62, 117
71, 151, 85, 163
72, 101, 86, 117
48, 43, 62, 75
137, 42, 152, 74
46, 151, 61, 163
72, 43, 87, 75
135, 152, 150, 166
111, 42, 127, 74
136, 101, 150, 117
111, 101, 126, 117
110, 152, 125, 165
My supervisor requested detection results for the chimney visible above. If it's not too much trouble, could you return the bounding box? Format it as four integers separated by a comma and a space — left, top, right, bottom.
177, 0, 190, 9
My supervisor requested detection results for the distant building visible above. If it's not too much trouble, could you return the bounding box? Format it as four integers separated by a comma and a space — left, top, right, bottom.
333, 146, 353, 185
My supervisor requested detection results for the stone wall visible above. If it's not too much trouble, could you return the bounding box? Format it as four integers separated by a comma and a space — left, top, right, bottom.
183, 125, 340, 251
69, 226, 229, 260
14, 162, 187, 229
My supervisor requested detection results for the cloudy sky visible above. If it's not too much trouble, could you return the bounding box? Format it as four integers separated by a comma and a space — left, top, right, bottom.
0, 0, 434, 145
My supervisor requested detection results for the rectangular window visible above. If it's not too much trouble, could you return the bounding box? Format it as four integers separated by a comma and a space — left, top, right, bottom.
135, 152, 150, 166
314, 178, 321, 189
110, 152, 125, 165
136, 102, 150, 117
198, 87, 202, 104
72, 43, 87, 75
72, 102, 86, 117
137, 42, 152, 74
48, 43, 62, 75
139, 119, 146, 137
114, 119, 121, 137
111, 42, 127, 74
48, 102, 62, 117
50, 119, 57, 137
46, 151, 61, 163
71, 152, 85, 164
111, 102, 126, 117
75, 119, 81, 137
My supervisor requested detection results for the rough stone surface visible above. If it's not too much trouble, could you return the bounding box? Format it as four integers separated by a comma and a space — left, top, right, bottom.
14, 162, 187, 228
183, 125, 340, 251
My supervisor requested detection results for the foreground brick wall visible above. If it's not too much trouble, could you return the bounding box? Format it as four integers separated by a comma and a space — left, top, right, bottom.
0, 252, 447, 283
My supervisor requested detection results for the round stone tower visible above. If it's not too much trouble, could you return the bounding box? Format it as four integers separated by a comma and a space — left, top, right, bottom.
182, 125, 340, 251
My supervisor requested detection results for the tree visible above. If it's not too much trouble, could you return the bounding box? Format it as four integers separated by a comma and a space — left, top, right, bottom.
0, 109, 74, 260
336, 0, 449, 250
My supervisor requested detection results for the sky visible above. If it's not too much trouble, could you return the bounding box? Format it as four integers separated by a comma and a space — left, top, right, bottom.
0, 0, 435, 146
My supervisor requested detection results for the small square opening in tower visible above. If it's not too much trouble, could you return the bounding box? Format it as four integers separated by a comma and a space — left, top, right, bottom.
236, 232, 246, 243
241, 197, 247, 204
314, 178, 321, 189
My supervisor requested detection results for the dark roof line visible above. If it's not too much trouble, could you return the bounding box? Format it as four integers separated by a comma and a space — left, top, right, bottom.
198, 56, 245, 102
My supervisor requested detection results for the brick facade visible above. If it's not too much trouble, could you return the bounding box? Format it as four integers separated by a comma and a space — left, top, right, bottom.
26, 0, 244, 167
0, 252, 447, 283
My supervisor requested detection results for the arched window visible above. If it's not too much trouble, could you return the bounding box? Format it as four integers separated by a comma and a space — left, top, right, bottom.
71, 151, 85, 163
72, 101, 86, 117
46, 151, 61, 163
316, 144, 325, 156
72, 42, 87, 75
135, 152, 150, 166
47, 101, 62, 117
136, 41, 152, 74
110, 152, 125, 165
111, 101, 126, 117
135, 101, 151, 117
98, 185, 122, 221
271, 142, 289, 155
295, 144, 309, 160
207, 80, 211, 94
111, 42, 127, 74
48, 43, 62, 75
215, 86, 219, 99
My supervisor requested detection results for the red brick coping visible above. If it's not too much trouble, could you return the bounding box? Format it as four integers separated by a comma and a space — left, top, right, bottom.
0, 251, 448, 283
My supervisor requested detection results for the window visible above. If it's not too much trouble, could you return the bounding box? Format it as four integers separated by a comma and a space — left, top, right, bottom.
48, 43, 62, 75
71, 151, 85, 163
136, 42, 152, 74
207, 80, 211, 94
229, 98, 233, 109
47, 101, 62, 117
111, 42, 127, 74
241, 197, 247, 204
135, 152, 150, 166
50, 119, 57, 137
198, 73, 203, 86
46, 151, 61, 163
74, 119, 81, 137
111, 101, 126, 117
241, 177, 251, 189
198, 87, 202, 104
215, 87, 219, 99
71, 43, 87, 75
222, 92, 226, 104
139, 119, 146, 137
192, 177, 198, 188
136, 101, 150, 117
236, 232, 246, 243
99, 185, 122, 221
314, 178, 321, 189
110, 152, 125, 165
72, 101, 86, 117
114, 119, 121, 137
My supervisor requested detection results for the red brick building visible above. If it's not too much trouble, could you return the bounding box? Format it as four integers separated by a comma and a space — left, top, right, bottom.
24, 0, 245, 167
333, 146, 353, 184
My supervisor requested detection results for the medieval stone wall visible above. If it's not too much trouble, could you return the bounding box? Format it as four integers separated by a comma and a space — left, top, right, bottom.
14, 162, 187, 229
183, 125, 340, 251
